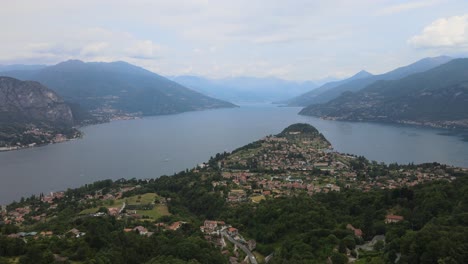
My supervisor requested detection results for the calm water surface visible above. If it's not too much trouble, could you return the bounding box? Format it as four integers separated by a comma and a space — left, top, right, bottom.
1, 104, 467, 203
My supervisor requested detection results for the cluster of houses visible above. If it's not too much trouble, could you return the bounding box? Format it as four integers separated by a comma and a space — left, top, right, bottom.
7, 228, 85, 240
208, 134, 460, 203
223, 135, 332, 171
0, 128, 76, 151
1, 191, 65, 225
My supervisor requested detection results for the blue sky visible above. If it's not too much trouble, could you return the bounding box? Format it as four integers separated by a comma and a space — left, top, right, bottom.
1, 0, 468, 80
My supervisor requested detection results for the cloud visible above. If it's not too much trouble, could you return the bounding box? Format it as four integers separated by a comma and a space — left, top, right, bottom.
377, 0, 441, 16
81, 42, 109, 56
125, 40, 162, 59
0, 0, 466, 79
408, 14, 468, 49
0, 27, 167, 65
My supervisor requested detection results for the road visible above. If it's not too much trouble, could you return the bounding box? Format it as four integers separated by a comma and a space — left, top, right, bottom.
221, 230, 258, 264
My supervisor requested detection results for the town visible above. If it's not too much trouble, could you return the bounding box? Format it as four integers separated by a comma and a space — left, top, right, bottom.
1, 124, 467, 263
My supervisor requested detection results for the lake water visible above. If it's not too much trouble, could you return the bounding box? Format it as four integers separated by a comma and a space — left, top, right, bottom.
1, 104, 467, 204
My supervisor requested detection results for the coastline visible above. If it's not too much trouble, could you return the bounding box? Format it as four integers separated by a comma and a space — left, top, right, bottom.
0, 133, 83, 153
303, 114, 468, 132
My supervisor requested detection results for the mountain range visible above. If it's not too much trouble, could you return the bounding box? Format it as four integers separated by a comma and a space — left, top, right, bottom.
278, 70, 373, 106
1, 60, 236, 119
170, 75, 334, 103
285, 56, 453, 107
299, 58, 468, 129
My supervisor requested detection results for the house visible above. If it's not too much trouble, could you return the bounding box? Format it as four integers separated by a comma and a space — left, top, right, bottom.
68, 228, 85, 238
108, 207, 120, 216
133, 226, 148, 235
227, 227, 238, 236
167, 221, 183, 231
202, 220, 218, 233
40, 231, 53, 237
346, 224, 363, 237
385, 214, 404, 224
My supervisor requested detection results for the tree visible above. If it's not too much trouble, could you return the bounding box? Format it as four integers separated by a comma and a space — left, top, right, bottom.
330, 252, 348, 264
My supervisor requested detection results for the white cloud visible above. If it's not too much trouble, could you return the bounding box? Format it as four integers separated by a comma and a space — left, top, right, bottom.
125, 40, 162, 59
408, 14, 468, 49
0, 0, 466, 79
81, 42, 109, 56
377, 0, 441, 16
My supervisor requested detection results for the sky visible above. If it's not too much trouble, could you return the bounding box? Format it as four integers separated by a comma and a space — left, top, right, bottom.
1, 0, 468, 80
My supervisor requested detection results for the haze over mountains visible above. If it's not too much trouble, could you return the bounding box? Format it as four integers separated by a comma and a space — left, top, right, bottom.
285, 56, 454, 107
300, 58, 468, 129
170, 75, 337, 103
1, 55, 467, 133
278, 70, 373, 106
1, 60, 236, 120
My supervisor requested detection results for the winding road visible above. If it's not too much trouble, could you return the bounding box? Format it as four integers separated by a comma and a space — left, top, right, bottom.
221, 230, 258, 264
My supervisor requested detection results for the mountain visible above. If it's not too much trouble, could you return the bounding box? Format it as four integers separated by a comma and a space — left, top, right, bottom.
170, 75, 320, 103
1, 60, 236, 118
0, 77, 80, 149
299, 58, 468, 129
287, 56, 453, 107
281, 70, 373, 106
0, 77, 73, 126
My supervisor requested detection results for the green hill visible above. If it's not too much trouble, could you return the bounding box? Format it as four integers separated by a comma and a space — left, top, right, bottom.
300, 58, 468, 128
288, 56, 452, 107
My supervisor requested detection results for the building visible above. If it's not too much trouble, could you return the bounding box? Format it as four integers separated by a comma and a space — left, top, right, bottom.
167, 221, 183, 231
133, 226, 148, 235
346, 224, 363, 237
385, 214, 404, 224
227, 227, 238, 236
202, 220, 218, 233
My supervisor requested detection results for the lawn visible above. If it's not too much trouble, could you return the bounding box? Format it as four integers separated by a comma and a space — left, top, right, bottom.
79, 192, 166, 218
251, 195, 266, 203
136, 204, 170, 220
253, 251, 265, 263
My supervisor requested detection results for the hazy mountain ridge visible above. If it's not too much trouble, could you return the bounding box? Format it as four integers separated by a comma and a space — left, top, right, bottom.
281, 70, 373, 106
171, 75, 327, 103
0, 64, 46, 72
299, 58, 468, 129
1, 60, 236, 118
287, 56, 453, 107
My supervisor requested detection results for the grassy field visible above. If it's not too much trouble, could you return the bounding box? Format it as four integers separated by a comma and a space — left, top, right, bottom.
251, 195, 266, 203
79, 193, 170, 220
136, 204, 170, 220
253, 251, 265, 264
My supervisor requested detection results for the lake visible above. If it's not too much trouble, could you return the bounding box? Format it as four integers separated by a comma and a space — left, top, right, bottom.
1, 104, 467, 204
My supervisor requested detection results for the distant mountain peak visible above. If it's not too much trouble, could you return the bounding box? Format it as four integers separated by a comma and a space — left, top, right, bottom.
351, 70, 373, 80
58, 59, 85, 65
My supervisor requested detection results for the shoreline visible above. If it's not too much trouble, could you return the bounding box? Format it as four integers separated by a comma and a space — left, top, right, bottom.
0, 105, 238, 153
0, 134, 83, 153
299, 113, 468, 132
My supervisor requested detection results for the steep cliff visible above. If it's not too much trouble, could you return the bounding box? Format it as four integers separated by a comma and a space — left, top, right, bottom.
0, 77, 74, 126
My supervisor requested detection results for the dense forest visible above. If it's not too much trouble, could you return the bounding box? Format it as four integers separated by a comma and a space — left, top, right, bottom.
1, 165, 467, 263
